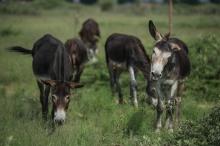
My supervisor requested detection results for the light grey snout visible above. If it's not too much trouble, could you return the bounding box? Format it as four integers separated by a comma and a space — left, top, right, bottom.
54, 109, 66, 125
151, 71, 162, 80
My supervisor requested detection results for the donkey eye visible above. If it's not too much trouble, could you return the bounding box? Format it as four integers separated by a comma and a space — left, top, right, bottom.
52, 95, 57, 102
65, 96, 70, 101
153, 50, 155, 54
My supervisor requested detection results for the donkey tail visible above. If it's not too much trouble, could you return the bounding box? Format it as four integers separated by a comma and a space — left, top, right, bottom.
8, 46, 32, 55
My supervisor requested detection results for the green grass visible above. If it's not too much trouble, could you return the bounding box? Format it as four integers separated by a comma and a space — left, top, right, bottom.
0, 3, 219, 146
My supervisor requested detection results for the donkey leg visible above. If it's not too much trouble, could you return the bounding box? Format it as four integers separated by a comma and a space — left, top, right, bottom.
156, 98, 164, 132
115, 72, 123, 104
37, 81, 50, 120
129, 66, 138, 107
44, 85, 50, 120
165, 81, 178, 132
175, 82, 184, 126
108, 64, 116, 96
74, 64, 84, 83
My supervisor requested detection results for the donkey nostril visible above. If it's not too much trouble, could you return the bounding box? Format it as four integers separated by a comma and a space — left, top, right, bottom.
151, 71, 162, 79
151, 71, 155, 76
55, 119, 64, 125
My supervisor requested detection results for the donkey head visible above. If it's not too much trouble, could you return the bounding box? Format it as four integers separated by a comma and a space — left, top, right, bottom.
43, 80, 83, 124
148, 20, 181, 80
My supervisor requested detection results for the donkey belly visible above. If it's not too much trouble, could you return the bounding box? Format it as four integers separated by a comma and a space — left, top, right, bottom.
109, 59, 127, 71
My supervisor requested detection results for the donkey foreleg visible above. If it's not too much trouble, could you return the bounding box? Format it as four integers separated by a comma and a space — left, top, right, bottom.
155, 97, 164, 132
37, 81, 50, 120
74, 64, 85, 83
165, 81, 178, 132
129, 66, 138, 107
175, 82, 184, 126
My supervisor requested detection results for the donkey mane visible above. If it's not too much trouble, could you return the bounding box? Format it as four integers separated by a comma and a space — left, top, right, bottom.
169, 38, 190, 78
175, 47, 191, 78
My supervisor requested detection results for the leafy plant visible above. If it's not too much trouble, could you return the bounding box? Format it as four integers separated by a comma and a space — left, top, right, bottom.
165, 105, 220, 146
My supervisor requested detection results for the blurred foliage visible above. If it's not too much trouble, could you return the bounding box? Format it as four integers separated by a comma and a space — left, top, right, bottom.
33, 0, 65, 9
81, 0, 97, 5
118, 0, 135, 4
0, 26, 20, 36
165, 105, 220, 146
179, 0, 200, 4
0, 1, 39, 15
210, 0, 220, 3
187, 35, 220, 101
190, 35, 220, 80
99, 0, 115, 11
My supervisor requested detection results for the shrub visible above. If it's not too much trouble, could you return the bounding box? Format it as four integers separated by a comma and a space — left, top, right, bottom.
210, 0, 220, 3
0, 2, 39, 15
99, 0, 114, 11
33, 0, 65, 9
118, 0, 135, 4
81, 0, 97, 5
0, 26, 20, 37
165, 105, 220, 145
187, 35, 220, 101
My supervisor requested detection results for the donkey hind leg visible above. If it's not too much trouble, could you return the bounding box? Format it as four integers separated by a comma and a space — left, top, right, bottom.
175, 82, 184, 126
115, 71, 123, 104
37, 81, 50, 120
74, 64, 85, 83
129, 66, 138, 107
108, 65, 116, 96
165, 81, 178, 132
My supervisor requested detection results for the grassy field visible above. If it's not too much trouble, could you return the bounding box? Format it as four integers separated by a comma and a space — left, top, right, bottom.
0, 2, 220, 146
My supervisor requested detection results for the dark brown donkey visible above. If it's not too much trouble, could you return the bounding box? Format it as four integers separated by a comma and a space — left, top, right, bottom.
65, 38, 88, 83
9, 34, 83, 124
148, 20, 190, 132
79, 18, 100, 62
105, 33, 151, 107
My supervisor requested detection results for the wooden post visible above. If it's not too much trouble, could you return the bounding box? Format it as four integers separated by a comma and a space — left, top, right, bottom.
168, 0, 173, 34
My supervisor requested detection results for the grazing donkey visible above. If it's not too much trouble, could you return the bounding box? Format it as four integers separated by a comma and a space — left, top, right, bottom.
148, 20, 190, 132
9, 34, 83, 125
105, 33, 151, 107
79, 18, 100, 62
65, 38, 88, 83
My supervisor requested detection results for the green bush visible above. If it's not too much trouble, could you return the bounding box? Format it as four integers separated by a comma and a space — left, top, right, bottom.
33, 0, 65, 9
99, 0, 114, 11
210, 0, 220, 3
0, 2, 39, 15
187, 35, 220, 101
165, 105, 220, 146
190, 35, 220, 80
0, 26, 20, 37
118, 0, 135, 4
81, 0, 97, 5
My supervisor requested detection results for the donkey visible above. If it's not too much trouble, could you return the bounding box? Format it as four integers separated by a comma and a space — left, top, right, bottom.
79, 18, 100, 62
105, 33, 151, 107
147, 20, 190, 132
65, 38, 88, 83
9, 34, 83, 125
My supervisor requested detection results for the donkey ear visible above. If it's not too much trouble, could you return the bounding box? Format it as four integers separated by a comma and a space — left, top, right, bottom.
68, 82, 84, 89
42, 80, 57, 86
148, 20, 163, 41
164, 32, 170, 41
170, 43, 181, 52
